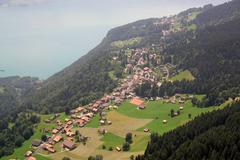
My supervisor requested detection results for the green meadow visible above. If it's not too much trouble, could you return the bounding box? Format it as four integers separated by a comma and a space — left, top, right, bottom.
118, 100, 220, 134
170, 70, 195, 81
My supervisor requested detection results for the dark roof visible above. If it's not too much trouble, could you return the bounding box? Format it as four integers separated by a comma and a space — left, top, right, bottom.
63, 140, 76, 149
32, 140, 42, 147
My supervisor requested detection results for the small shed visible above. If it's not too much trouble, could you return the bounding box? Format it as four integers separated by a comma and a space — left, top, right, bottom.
116, 147, 121, 152
144, 128, 149, 132
25, 151, 32, 157
32, 140, 42, 147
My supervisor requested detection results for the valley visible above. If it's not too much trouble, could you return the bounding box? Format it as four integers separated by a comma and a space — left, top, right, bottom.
1, 1, 240, 160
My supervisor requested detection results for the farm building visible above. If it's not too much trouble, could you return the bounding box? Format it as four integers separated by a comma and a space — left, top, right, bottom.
26, 156, 36, 160
25, 151, 32, 157
53, 135, 63, 142
144, 128, 149, 132
42, 143, 56, 153
32, 140, 42, 147
116, 147, 121, 152
98, 128, 106, 135
163, 120, 167, 124
62, 140, 76, 150
52, 129, 59, 134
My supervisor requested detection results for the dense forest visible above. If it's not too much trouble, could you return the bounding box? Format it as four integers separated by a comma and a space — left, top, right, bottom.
0, 77, 41, 158
136, 101, 240, 160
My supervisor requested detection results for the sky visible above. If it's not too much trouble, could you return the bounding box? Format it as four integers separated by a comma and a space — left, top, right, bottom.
0, 0, 230, 79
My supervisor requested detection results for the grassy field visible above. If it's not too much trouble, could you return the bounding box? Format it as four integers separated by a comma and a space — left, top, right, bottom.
2, 97, 230, 160
170, 70, 195, 81
111, 37, 142, 48
100, 132, 124, 149
0, 86, 4, 94
117, 100, 219, 134
187, 24, 197, 31
85, 114, 100, 128
130, 135, 149, 152
108, 71, 117, 80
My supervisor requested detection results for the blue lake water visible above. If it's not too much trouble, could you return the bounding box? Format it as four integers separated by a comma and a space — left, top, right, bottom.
0, 26, 110, 79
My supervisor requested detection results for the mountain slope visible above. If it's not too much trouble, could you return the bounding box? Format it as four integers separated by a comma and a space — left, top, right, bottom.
135, 0, 240, 106
28, 18, 170, 113
136, 101, 240, 160
24, 0, 240, 112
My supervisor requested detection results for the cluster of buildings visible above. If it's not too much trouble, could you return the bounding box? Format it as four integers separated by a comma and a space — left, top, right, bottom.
162, 94, 194, 104
29, 45, 180, 158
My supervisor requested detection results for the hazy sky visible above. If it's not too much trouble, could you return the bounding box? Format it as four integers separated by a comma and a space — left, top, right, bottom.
0, 0, 229, 79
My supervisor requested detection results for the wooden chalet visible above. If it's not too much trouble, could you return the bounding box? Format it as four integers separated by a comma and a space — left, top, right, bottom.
62, 140, 76, 150
32, 140, 42, 147
53, 135, 63, 142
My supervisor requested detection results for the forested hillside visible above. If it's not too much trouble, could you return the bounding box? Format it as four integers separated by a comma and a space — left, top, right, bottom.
136, 101, 240, 160
27, 18, 171, 113
136, 0, 240, 107
0, 77, 40, 157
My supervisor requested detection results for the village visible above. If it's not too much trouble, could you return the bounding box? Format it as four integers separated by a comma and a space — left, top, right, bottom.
24, 44, 194, 160
24, 15, 194, 160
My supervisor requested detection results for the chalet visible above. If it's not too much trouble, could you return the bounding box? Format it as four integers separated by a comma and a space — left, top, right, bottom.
107, 121, 112, 125
174, 112, 179, 116
92, 108, 98, 113
86, 112, 94, 118
101, 103, 109, 108
116, 147, 121, 152
42, 143, 55, 153
100, 120, 105, 125
44, 119, 51, 123
76, 119, 86, 127
66, 131, 75, 137
32, 140, 42, 147
71, 114, 77, 119
25, 151, 32, 157
144, 128, 149, 132
139, 104, 145, 109
55, 113, 60, 117
66, 120, 73, 126
81, 116, 90, 122
48, 138, 55, 145
62, 140, 76, 150
56, 120, 62, 126
114, 98, 123, 105
52, 129, 59, 134
113, 106, 118, 109
75, 106, 84, 113
63, 127, 71, 133
53, 135, 63, 142
76, 115, 82, 119
27, 156, 37, 160
98, 128, 106, 135
179, 100, 185, 104
65, 118, 70, 122
95, 100, 102, 105
189, 95, 194, 99
56, 125, 63, 131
